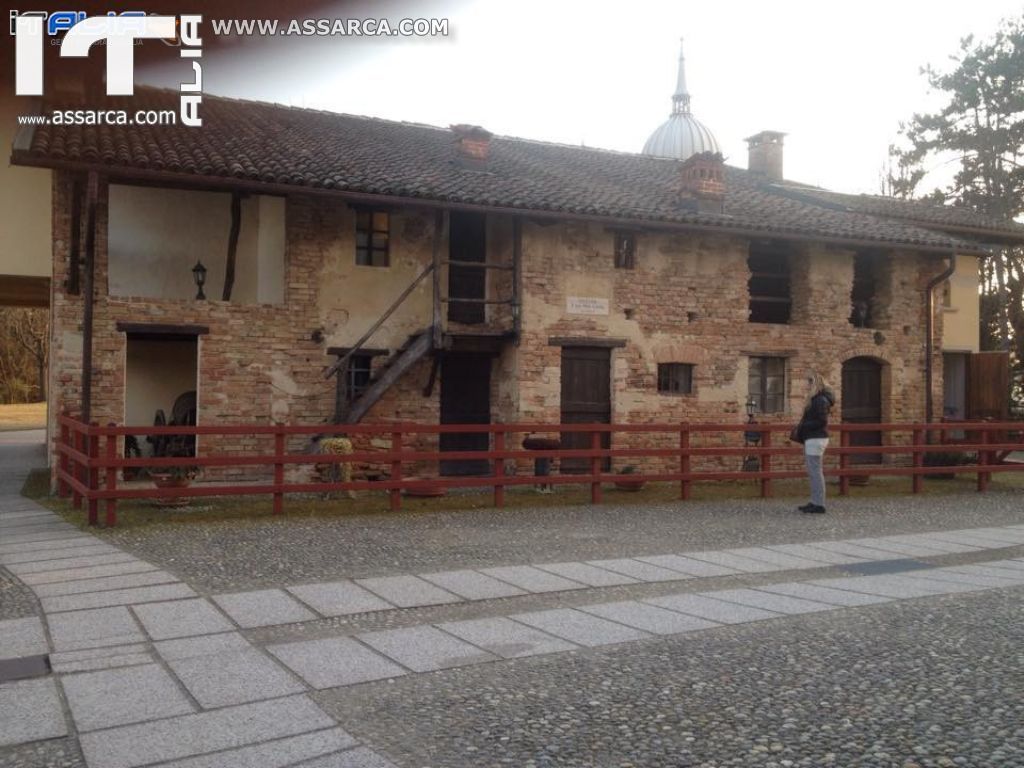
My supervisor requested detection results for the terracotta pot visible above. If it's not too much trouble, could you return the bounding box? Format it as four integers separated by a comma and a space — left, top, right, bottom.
614, 480, 645, 492
404, 479, 447, 498
151, 473, 191, 507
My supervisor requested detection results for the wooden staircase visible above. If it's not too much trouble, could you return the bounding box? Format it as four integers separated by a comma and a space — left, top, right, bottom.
340, 328, 434, 424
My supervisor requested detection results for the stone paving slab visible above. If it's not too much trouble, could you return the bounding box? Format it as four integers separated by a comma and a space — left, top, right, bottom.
18, 560, 158, 586
478, 565, 588, 593
2, 529, 97, 546
166, 647, 306, 708
0, 677, 67, 747
534, 561, 640, 587
49, 644, 153, 674
33, 570, 181, 598
418, 569, 527, 600
681, 550, 783, 573
0, 543, 117, 565
133, 598, 236, 640
437, 617, 579, 658
923, 530, 1018, 548
62, 663, 195, 731
757, 582, 894, 607
296, 748, 399, 768
0, 521, 77, 536
586, 558, 692, 582
804, 541, 899, 560
358, 625, 497, 672
644, 593, 783, 624
706, 588, 836, 615
155, 632, 253, 661
762, 543, 864, 565
288, 581, 393, 617
355, 575, 462, 608
213, 589, 318, 628
846, 538, 952, 558
902, 569, 1023, 589
154, 728, 359, 768
78, 695, 335, 768
977, 559, 1024, 573
48, 605, 146, 651
885, 536, 982, 554
8, 552, 139, 576
0, 616, 48, 659
510, 608, 650, 647
578, 600, 721, 635
811, 575, 982, 599
0, 535, 93, 555
943, 564, 1024, 582
724, 547, 834, 570
634, 554, 738, 577
42, 582, 197, 613
268, 637, 407, 689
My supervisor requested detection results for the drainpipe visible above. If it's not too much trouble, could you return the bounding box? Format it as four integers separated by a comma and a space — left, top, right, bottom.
924, 252, 956, 428
81, 171, 98, 423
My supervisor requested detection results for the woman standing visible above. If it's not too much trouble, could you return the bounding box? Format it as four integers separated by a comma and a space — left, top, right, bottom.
794, 373, 835, 514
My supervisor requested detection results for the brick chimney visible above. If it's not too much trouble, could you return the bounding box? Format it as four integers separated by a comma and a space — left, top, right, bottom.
451, 124, 493, 167
745, 131, 786, 181
679, 152, 726, 214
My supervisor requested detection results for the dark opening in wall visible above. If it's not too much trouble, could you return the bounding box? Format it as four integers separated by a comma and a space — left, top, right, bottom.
850, 250, 885, 328
748, 241, 792, 324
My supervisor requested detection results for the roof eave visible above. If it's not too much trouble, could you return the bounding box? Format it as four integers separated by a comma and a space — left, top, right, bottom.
10, 150, 987, 257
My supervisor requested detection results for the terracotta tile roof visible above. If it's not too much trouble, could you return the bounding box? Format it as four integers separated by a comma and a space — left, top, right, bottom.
14, 88, 1014, 254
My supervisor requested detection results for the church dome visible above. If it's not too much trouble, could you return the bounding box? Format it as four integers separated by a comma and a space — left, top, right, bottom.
642, 41, 721, 160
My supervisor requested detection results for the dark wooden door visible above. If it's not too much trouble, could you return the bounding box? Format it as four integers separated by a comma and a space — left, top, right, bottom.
440, 353, 491, 476
560, 347, 611, 473
448, 212, 486, 324
967, 351, 1010, 420
841, 357, 882, 464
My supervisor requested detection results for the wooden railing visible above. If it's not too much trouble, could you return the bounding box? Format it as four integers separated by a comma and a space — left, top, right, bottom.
55, 415, 1024, 527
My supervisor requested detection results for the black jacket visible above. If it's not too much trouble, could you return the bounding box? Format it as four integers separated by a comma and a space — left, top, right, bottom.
797, 388, 835, 441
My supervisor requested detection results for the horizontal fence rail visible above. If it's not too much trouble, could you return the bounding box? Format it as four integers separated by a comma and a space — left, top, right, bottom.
54, 413, 1024, 527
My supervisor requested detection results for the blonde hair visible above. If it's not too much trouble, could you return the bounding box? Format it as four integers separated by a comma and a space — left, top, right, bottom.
806, 371, 830, 406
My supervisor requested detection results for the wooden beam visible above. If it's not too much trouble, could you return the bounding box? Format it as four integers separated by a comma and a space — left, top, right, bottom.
221, 192, 242, 301
0, 276, 50, 308
115, 322, 209, 337
547, 336, 627, 348
81, 171, 98, 423
67, 175, 82, 295
432, 209, 444, 349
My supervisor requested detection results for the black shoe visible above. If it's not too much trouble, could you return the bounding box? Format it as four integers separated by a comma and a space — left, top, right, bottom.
803, 504, 826, 514
798, 503, 815, 512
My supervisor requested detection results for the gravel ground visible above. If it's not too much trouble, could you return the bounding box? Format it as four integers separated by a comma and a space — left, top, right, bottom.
316, 587, 1024, 768
0, 567, 41, 621
0, 739, 85, 768
78, 487, 1024, 594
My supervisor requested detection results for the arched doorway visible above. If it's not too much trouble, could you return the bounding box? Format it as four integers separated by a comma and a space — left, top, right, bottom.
841, 357, 883, 464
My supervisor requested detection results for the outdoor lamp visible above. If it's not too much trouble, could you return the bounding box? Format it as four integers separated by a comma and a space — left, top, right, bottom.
745, 397, 757, 420
744, 396, 761, 446
191, 260, 207, 300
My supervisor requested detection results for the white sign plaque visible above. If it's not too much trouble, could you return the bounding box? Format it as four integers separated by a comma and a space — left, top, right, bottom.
566, 296, 610, 316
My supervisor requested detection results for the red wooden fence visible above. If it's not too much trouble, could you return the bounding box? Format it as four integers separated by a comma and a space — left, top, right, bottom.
55, 414, 1024, 527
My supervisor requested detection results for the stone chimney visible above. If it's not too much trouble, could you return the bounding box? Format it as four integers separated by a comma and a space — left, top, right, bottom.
450, 124, 493, 167
745, 130, 786, 181
679, 152, 726, 214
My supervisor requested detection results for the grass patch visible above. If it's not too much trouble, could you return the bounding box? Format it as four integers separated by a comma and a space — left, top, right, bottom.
39, 471, 1024, 531
0, 402, 46, 431
20, 468, 51, 500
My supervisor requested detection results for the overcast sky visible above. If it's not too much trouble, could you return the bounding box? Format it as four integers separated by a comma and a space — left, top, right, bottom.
142, 0, 1024, 195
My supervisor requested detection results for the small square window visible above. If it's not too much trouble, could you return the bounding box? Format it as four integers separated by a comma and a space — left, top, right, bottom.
748, 356, 786, 413
614, 232, 636, 269
356, 209, 389, 267
657, 363, 693, 394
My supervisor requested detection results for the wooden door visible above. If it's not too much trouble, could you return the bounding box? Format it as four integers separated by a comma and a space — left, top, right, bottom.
967, 351, 1010, 420
448, 212, 486, 324
560, 347, 611, 473
440, 354, 491, 476
841, 357, 882, 464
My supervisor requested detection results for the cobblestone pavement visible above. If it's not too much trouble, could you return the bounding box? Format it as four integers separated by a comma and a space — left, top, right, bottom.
2, 439, 1023, 768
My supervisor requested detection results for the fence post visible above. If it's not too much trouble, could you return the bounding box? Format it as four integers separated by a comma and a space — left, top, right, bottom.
71, 426, 82, 510
273, 425, 285, 515
838, 429, 850, 497
590, 430, 602, 505
104, 424, 118, 527
679, 425, 691, 500
390, 429, 403, 512
977, 427, 990, 493
760, 428, 773, 498
912, 428, 924, 494
87, 422, 99, 527
58, 419, 70, 498
493, 428, 505, 508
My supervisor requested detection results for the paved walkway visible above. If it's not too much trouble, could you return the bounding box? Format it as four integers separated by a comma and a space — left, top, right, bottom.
2, 486, 1024, 767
